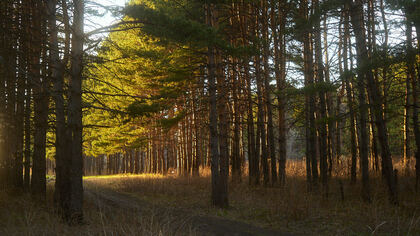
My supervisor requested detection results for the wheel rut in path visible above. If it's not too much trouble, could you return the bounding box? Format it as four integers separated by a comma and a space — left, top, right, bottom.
84, 182, 294, 236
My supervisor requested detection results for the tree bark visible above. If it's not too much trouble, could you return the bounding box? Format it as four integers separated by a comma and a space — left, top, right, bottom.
207, 3, 228, 208
314, 0, 329, 198
68, 0, 85, 221
349, 0, 397, 204
404, 5, 420, 191
261, 0, 276, 185
301, 0, 318, 189
31, 0, 48, 199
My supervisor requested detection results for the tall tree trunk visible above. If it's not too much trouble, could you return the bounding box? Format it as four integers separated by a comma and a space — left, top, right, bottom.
24, 78, 31, 190
256, 55, 268, 186
323, 16, 335, 177
254, 3, 268, 186
368, 0, 380, 173
48, 0, 71, 218
314, 0, 328, 198
0, 0, 8, 188
193, 88, 201, 177
403, 7, 413, 171
207, 3, 228, 208
31, 1, 48, 199
240, 2, 257, 186
245, 61, 257, 185
14, 1, 27, 189
272, 0, 287, 186
301, 0, 318, 189
342, 7, 358, 184
232, 58, 241, 182
4, 0, 18, 189
68, 0, 85, 222
404, 6, 420, 191
350, 0, 397, 204
217, 53, 229, 208
403, 70, 411, 169
261, 0, 276, 185
347, 0, 371, 202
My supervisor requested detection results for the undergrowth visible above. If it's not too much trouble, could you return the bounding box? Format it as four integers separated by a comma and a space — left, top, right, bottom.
0, 186, 195, 236
1, 159, 418, 235
86, 159, 420, 235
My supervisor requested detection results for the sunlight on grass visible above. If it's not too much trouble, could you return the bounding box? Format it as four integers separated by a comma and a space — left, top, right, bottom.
83, 159, 420, 235
84, 173, 166, 180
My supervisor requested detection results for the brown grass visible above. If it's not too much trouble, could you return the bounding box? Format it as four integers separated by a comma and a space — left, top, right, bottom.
0, 185, 196, 235
1, 159, 418, 235
88, 159, 420, 235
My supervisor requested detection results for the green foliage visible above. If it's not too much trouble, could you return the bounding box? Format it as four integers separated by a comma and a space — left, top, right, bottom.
158, 110, 186, 129
83, 0, 206, 156
300, 81, 338, 95
124, 1, 216, 47
127, 101, 163, 117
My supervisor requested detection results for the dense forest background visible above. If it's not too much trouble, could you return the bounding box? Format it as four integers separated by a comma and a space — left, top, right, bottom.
0, 0, 420, 232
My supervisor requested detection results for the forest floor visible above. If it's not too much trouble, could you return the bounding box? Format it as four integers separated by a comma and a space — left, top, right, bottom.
1, 161, 419, 235
83, 162, 420, 236
84, 180, 289, 235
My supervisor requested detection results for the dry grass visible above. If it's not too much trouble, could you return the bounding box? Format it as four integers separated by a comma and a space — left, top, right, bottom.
1, 159, 418, 235
88, 159, 420, 235
0, 185, 196, 236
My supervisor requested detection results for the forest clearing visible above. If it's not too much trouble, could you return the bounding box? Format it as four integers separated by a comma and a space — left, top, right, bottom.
1, 0, 420, 235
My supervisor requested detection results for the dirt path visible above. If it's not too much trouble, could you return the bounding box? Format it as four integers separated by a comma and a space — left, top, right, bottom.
84, 181, 293, 236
